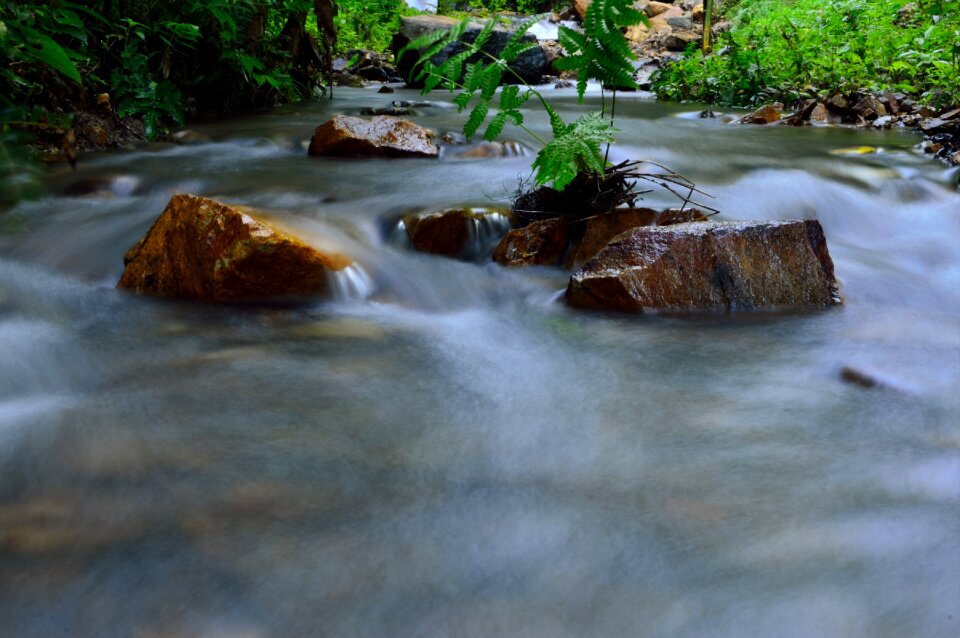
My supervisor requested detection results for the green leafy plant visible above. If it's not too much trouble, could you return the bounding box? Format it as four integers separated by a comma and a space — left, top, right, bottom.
403, 0, 645, 190
401, 1, 710, 220
652, 0, 960, 108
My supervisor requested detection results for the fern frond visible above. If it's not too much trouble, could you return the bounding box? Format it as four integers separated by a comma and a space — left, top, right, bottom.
531, 112, 616, 189
454, 91, 473, 112
472, 17, 496, 51
464, 101, 490, 139
501, 14, 541, 61
543, 102, 568, 138
463, 62, 484, 92
480, 64, 502, 100
484, 111, 509, 141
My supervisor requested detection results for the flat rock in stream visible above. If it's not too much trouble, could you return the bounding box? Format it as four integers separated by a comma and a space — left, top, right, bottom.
308, 114, 438, 158
118, 194, 352, 302
566, 220, 840, 312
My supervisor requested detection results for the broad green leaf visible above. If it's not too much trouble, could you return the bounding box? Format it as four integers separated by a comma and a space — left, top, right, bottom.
16, 26, 82, 85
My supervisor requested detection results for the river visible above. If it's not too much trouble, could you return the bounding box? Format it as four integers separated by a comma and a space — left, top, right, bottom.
1, 86, 958, 637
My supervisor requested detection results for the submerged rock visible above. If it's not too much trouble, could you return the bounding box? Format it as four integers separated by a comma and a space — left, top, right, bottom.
400, 207, 514, 260
493, 218, 568, 267
118, 194, 353, 302
566, 220, 840, 312
308, 114, 438, 158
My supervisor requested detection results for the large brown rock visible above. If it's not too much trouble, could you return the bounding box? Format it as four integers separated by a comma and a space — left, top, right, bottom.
566, 220, 840, 312
566, 207, 708, 268
402, 207, 513, 259
308, 115, 438, 158
493, 218, 568, 267
573, 0, 592, 20
118, 194, 352, 302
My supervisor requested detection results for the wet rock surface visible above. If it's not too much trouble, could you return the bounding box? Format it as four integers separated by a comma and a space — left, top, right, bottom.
308, 115, 438, 158
392, 14, 549, 87
400, 207, 514, 260
118, 194, 352, 302
567, 207, 709, 268
493, 218, 569, 267
566, 220, 840, 312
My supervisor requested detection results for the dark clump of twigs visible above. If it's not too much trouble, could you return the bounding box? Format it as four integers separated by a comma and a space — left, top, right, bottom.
511, 160, 719, 228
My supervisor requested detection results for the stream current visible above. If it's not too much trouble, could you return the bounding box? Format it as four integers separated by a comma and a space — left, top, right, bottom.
1, 87, 958, 637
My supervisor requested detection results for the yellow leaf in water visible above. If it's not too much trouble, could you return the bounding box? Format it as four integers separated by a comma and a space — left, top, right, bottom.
829, 146, 878, 156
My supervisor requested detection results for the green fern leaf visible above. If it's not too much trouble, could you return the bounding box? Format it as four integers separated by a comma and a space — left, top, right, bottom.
484, 111, 509, 141
464, 101, 489, 139
531, 112, 616, 188
454, 91, 473, 112
463, 62, 484, 92
543, 102, 568, 138
480, 64, 502, 101
472, 17, 496, 51
501, 15, 540, 61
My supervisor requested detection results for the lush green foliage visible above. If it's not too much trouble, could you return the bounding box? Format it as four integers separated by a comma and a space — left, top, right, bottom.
334, 0, 410, 52
0, 0, 333, 138
436, 1, 564, 15
404, 0, 643, 189
652, 0, 960, 108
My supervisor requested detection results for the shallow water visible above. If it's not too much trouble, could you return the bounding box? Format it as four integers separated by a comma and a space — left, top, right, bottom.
1, 86, 958, 637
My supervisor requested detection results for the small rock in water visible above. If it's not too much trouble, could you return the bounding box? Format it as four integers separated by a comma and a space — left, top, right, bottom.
400, 207, 514, 260
359, 106, 417, 116
308, 114, 438, 158
566, 220, 841, 312
118, 194, 353, 302
493, 218, 568, 267
377, 85, 395, 94
738, 103, 784, 125
698, 109, 716, 119
840, 366, 882, 389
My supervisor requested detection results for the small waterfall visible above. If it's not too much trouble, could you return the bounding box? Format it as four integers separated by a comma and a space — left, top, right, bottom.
330, 264, 376, 301
386, 208, 514, 262
463, 210, 514, 260
387, 219, 412, 250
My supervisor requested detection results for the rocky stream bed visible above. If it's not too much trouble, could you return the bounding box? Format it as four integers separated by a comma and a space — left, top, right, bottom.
1, 83, 958, 637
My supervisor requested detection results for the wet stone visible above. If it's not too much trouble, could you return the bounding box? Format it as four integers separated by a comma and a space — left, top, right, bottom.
566, 220, 841, 312
308, 115, 438, 158
492, 218, 568, 267
398, 207, 514, 260
118, 194, 353, 302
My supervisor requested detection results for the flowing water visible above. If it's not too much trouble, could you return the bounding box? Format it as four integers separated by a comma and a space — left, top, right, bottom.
1, 87, 958, 637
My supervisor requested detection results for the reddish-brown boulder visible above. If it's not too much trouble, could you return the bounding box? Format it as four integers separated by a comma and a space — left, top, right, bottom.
493, 218, 568, 267
308, 115, 438, 158
566, 220, 840, 312
118, 194, 352, 302
567, 207, 709, 268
